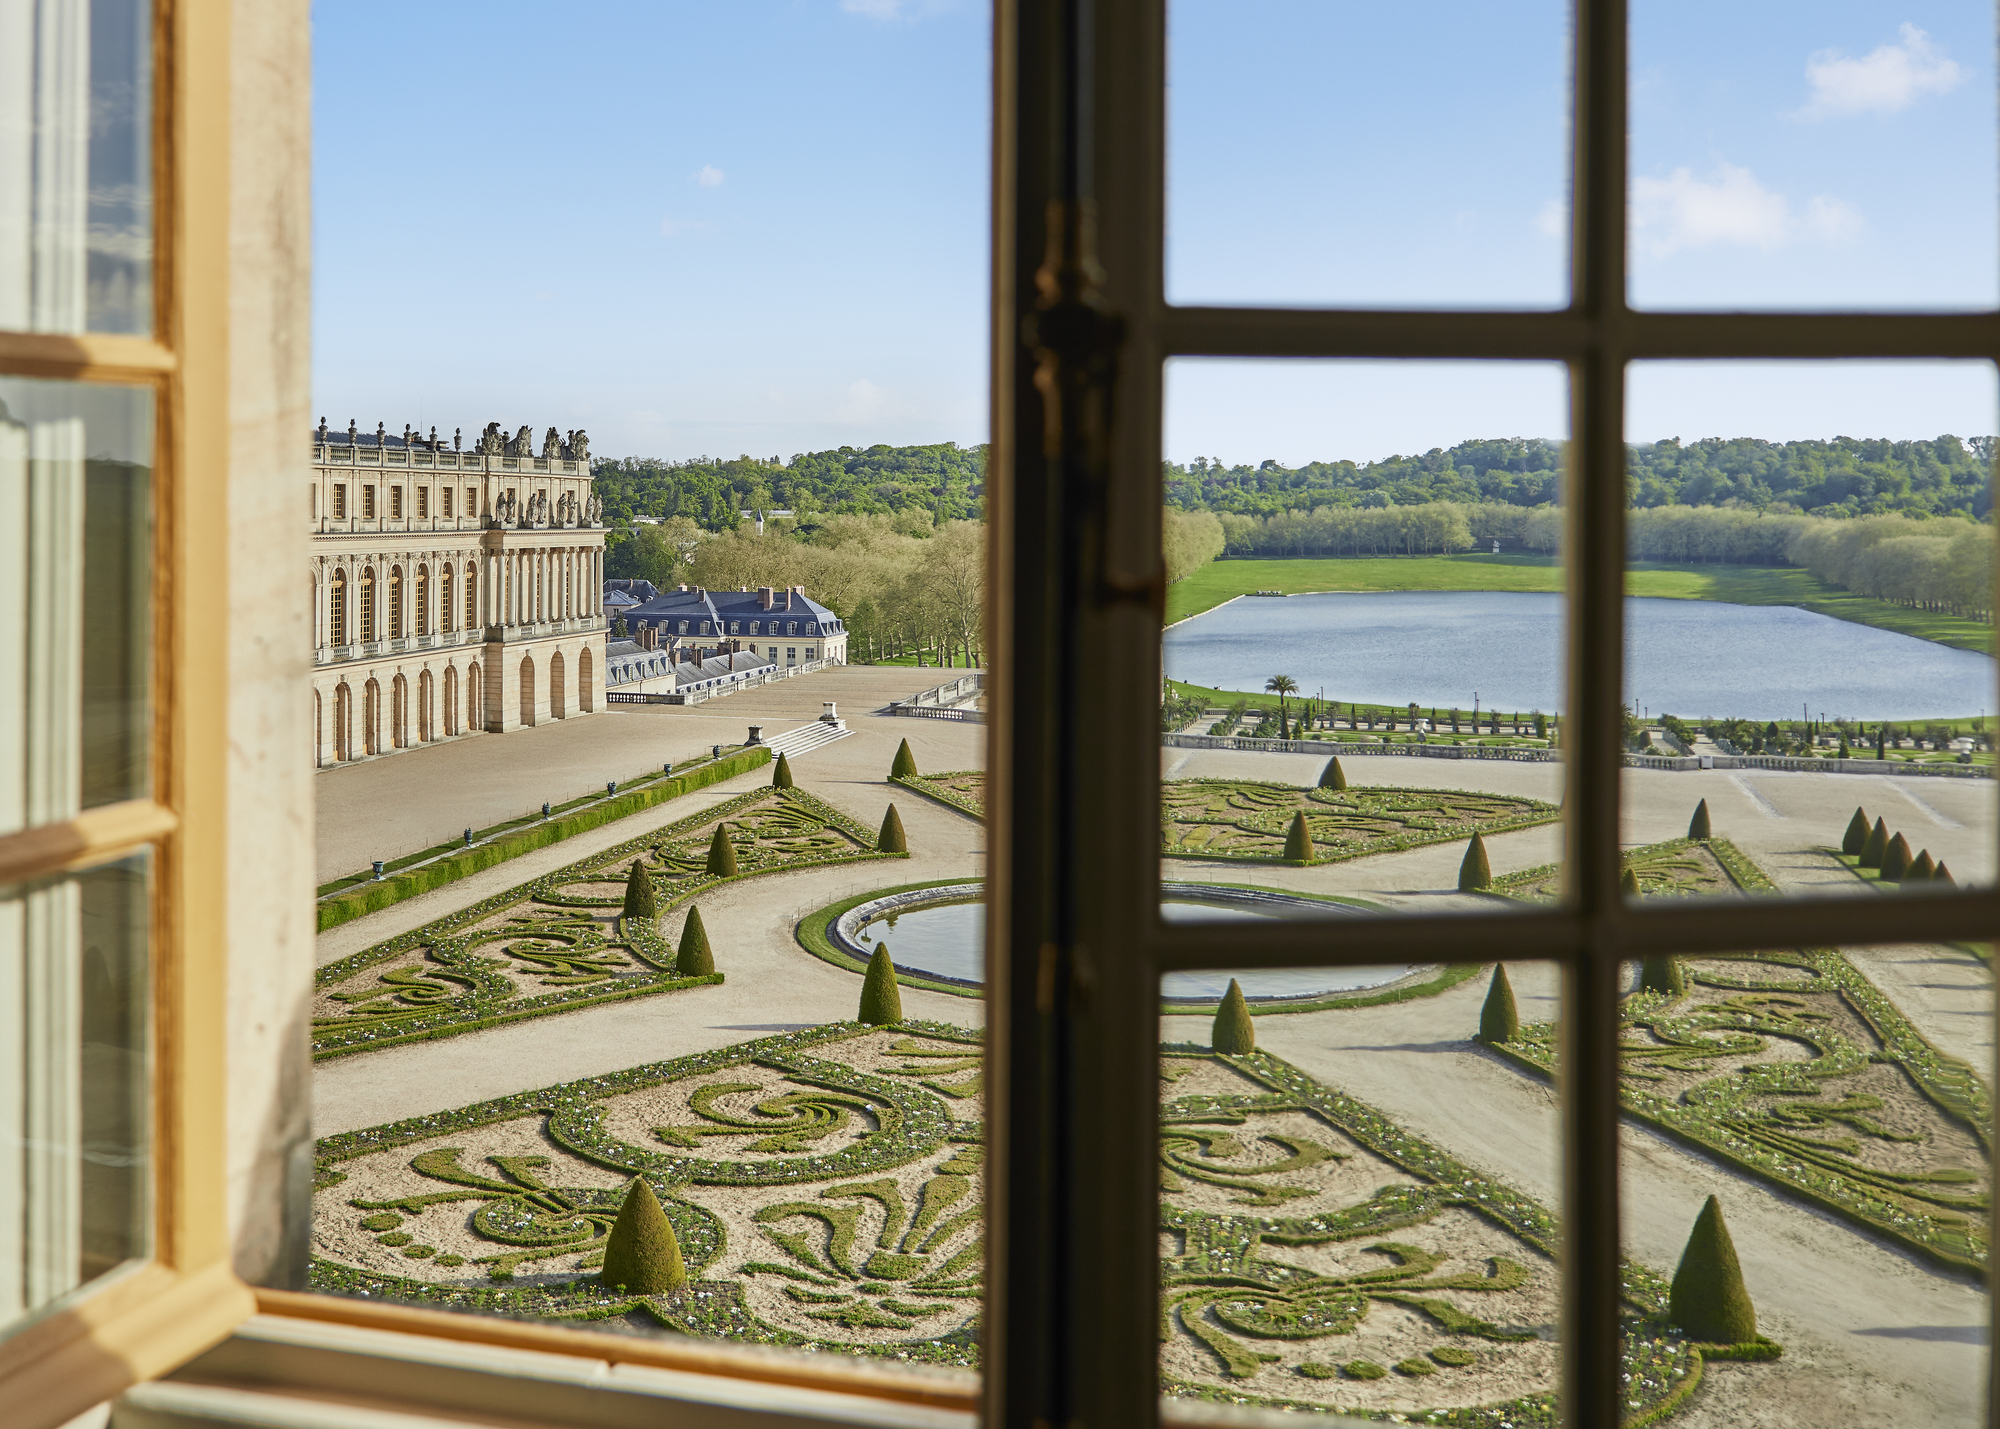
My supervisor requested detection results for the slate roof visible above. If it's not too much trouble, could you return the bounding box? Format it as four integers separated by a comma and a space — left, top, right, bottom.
604, 639, 776, 691
615, 584, 844, 641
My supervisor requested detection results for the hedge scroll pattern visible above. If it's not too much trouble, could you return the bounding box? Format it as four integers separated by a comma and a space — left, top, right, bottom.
1161, 781, 1557, 865
312, 788, 903, 1060
892, 771, 987, 822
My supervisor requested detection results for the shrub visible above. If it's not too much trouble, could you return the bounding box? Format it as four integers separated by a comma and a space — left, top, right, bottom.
600, 1178, 686, 1294
1880, 832, 1912, 882
1640, 955, 1685, 996
1343, 1360, 1387, 1380
1429, 1346, 1477, 1367
1906, 850, 1936, 883
1688, 799, 1712, 841
1318, 756, 1347, 790
1394, 1357, 1435, 1377
1936, 861, 1956, 886
621, 859, 656, 922
1212, 978, 1255, 1053
1283, 811, 1314, 864
705, 824, 738, 878
891, 738, 919, 779
1478, 964, 1518, 1044
1669, 1195, 1756, 1345
1860, 817, 1888, 869
1841, 807, 1870, 856
878, 804, 908, 854
677, 905, 715, 976
1620, 865, 1641, 898
773, 752, 795, 789
1458, 832, 1492, 892
859, 945, 904, 1025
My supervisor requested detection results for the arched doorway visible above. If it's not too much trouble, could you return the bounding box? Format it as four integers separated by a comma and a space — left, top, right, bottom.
578, 646, 595, 713
391, 673, 408, 748
549, 650, 567, 719
363, 678, 381, 755
419, 669, 434, 741
467, 661, 483, 732
334, 682, 352, 760
519, 654, 536, 727
444, 664, 458, 736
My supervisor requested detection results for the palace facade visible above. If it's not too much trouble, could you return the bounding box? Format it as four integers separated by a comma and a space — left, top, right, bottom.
309, 419, 607, 767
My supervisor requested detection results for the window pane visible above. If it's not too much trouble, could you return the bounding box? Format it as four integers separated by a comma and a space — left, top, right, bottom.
0, 0, 154, 334
1163, 360, 1567, 923
1, 851, 152, 1338
1167, 0, 1569, 309
0, 377, 153, 833
1622, 362, 1998, 895
1159, 961, 1566, 1415
1630, 1, 1998, 310
1617, 945, 1989, 1420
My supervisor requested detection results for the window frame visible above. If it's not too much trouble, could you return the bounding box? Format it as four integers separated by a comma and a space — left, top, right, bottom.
0, 0, 256, 1419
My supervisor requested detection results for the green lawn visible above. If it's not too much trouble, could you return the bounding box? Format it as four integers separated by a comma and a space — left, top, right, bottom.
1166, 554, 1997, 654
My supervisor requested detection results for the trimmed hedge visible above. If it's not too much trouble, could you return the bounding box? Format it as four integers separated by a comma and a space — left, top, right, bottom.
601, 1178, 687, 1294
1669, 1196, 1755, 1344
1458, 832, 1492, 891
317, 746, 771, 931
1842, 807, 1870, 856
1283, 811, 1314, 864
676, 905, 714, 976
1210, 979, 1255, 1053
1478, 964, 1518, 1044
878, 804, 908, 854
860, 945, 905, 1025
1687, 799, 1711, 841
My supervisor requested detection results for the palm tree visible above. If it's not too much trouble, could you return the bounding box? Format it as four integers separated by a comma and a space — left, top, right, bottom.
1265, 674, 1298, 738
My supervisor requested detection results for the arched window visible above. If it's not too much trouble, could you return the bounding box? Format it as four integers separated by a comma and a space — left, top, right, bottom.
415, 565, 429, 637
466, 563, 478, 630
329, 569, 347, 646
359, 568, 375, 643
441, 567, 454, 632
388, 566, 404, 639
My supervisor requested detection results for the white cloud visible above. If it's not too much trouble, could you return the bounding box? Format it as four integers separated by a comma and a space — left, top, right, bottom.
1796, 23, 1962, 119
694, 164, 725, 188
1631, 163, 1862, 258
1534, 199, 1565, 238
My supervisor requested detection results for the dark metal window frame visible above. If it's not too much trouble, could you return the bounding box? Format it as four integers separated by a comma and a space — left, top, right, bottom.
985, 3, 2000, 1427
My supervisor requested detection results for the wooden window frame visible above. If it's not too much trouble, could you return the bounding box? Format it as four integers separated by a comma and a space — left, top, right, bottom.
0, 0, 257, 1421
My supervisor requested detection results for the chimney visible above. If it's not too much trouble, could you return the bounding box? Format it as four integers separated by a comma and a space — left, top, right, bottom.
759, 586, 774, 609
678, 583, 688, 592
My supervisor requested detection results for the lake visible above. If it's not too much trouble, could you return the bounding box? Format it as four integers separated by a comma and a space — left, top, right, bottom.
1163, 590, 1996, 722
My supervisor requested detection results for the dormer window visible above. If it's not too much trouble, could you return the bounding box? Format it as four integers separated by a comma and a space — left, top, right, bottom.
700, 621, 710, 634
786, 621, 797, 635
730, 621, 739, 634
749, 621, 760, 635
678, 620, 688, 634
805, 622, 817, 635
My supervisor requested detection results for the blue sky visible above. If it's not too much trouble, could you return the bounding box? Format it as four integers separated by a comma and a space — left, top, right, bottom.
314, 2, 1996, 466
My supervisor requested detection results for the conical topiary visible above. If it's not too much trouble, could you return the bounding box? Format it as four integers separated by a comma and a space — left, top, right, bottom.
1478, 964, 1518, 1044
1906, 850, 1936, 883
890, 738, 919, 779
1668, 1196, 1756, 1345
1640, 955, 1685, 997
676, 905, 714, 975
1841, 807, 1870, 856
1880, 832, 1912, 882
1284, 811, 1314, 863
859, 944, 903, 1025
1458, 832, 1492, 892
599, 1177, 686, 1295
1620, 865, 1641, 898
1688, 799, 1712, 841
1318, 756, 1347, 791
1212, 978, 1256, 1053
877, 803, 908, 853
1860, 817, 1888, 869
705, 823, 738, 877
1936, 861, 1956, 886
772, 751, 794, 788
621, 859, 657, 922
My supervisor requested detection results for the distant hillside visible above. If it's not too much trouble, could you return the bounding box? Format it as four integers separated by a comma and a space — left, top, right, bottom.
592, 443, 986, 529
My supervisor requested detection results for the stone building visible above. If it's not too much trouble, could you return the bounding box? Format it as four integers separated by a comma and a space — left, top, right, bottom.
611, 582, 848, 670
309, 419, 607, 766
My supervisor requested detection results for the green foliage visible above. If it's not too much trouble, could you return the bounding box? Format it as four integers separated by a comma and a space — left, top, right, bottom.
773, 752, 795, 789
1937, 861, 1956, 885
1620, 865, 1641, 898
1458, 832, 1492, 891
891, 738, 919, 779
1282, 811, 1314, 864
594, 443, 986, 532
1478, 965, 1518, 1044
706, 824, 739, 877
1639, 956, 1685, 997
621, 859, 657, 922
1860, 817, 1889, 868
1669, 1196, 1756, 1345
878, 804, 908, 854
1317, 756, 1346, 790
1342, 1360, 1388, 1380
1687, 799, 1712, 841
1907, 850, 1937, 882
1842, 807, 1871, 856
1429, 1346, 1478, 1367
1211, 979, 1256, 1054
1880, 832, 1912, 881
600, 1178, 687, 1295
677, 906, 715, 976
859, 946, 904, 1025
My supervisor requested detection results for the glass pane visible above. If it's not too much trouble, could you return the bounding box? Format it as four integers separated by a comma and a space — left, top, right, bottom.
1159, 960, 1567, 1415
1163, 360, 1567, 922
1622, 362, 1998, 894
1631, 1, 1998, 310
0, 0, 154, 334
0, 377, 152, 833
1, 851, 152, 1337
1167, 0, 1568, 309
1620, 945, 1989, 1420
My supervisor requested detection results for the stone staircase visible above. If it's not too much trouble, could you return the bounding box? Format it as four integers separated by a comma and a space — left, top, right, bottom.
763, 718, 852, 760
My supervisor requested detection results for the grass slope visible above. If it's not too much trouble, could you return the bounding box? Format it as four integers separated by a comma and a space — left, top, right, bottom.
1166, 554, 1996, 654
